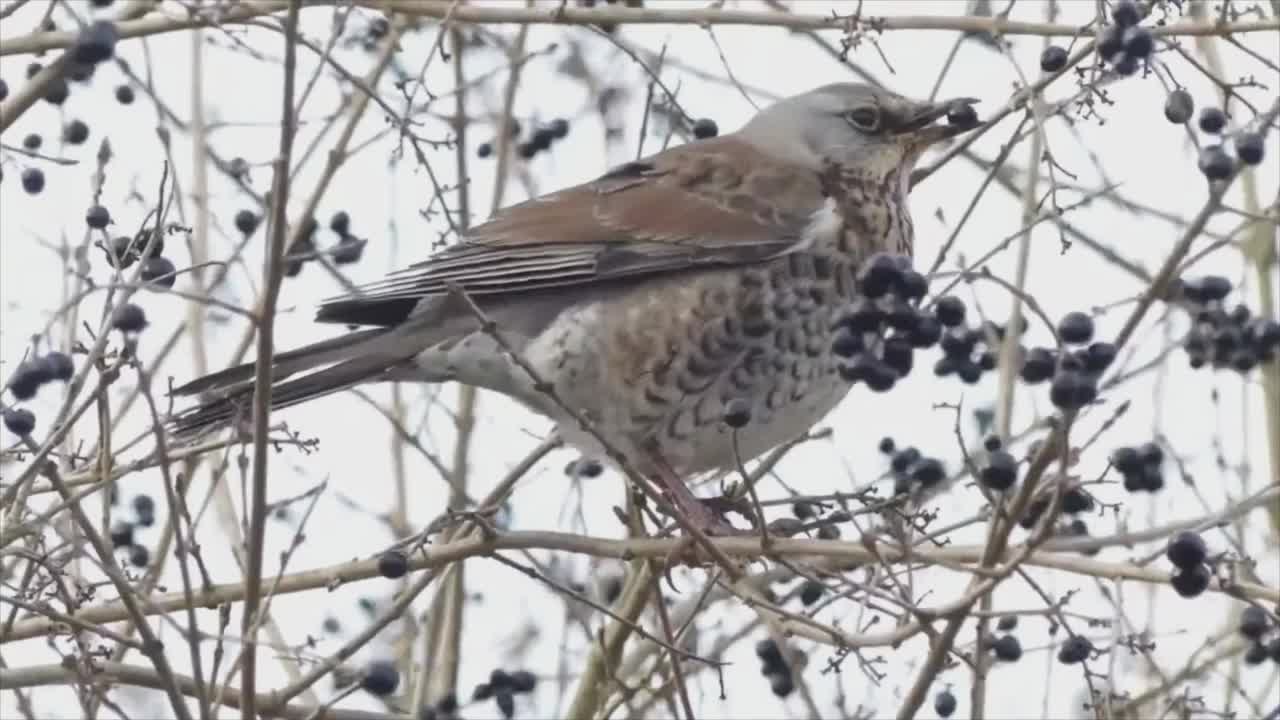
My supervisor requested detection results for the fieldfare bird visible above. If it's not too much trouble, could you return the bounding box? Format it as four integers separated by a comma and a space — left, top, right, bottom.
172, 83, 980, 535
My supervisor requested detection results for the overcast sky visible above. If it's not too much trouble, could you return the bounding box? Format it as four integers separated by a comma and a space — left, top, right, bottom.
2, 1, 1278, 719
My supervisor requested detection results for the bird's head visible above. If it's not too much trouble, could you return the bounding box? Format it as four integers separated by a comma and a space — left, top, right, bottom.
739, 83, 980, 181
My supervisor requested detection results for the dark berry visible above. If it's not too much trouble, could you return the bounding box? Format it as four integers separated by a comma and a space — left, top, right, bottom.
1020, 347, 1056, 384
1112, 0, 1140, 26
1058, 312, 1094, 344
997, 615, 1018, 631
1113, 54, 1140, 76
1166, 531, 1207, 570
1170, 563, 1211, 598
86, 205, 111, 230
115, 84, 135, 104
43, 77, 69, 105
361, 660, 399, 696
509, 670, 536, 693
1123, 26, 1153, 59
769, 670, 795, 698
1244, 642, 1269, 665
1198, 107, 1227, 134
516, 142, 537, 159
23, 134, 42, 151
21, 168, 45, 195
1194, 275, 1233, 302
933, 295, 966, 327
1164, 89, 1194, 124
940, 330, 976, 358
898, 270, 928, 301
934, 689, 957, 718
980, 450, 1018, 491
723, 398, 751, 428
691, 118, 718, 139
74, 20, 119, 65
993, 634, 1023, 662
755, 638, 783, 666
128, 544, 150, 568
109, 521, 133, 547
1111, 445, 1141, 474
1049, 370, 1097, 410
983, 435, 1002, 452
40, 352, 74, 382
473, 682, 494, 700
234, 210, 259, 235
910, 458, 945, 487
6, 364, 43, 402
377, 550, 408, 579
111, 303, 148, 333
477, 142, 493, 159
1098, 25, 1125, 60
332, 236, 363, 265
831, 327, 863, 358
791, 501, 815, 519
1019, 497, 1049, 530
1249, 320, 1280, 353
530, 128, 555, 152
799, 580, 825, 606
878, 436, 895, 454
1234, 132, 1264, 166
947, 103, 978, 128
1137, 441, 1163, 467
1198, 145, 1234, 180
858, 254, 903, 299
1061, 487, 1093, 514
548, 118, 570, 139
63, 119, 90, 145
2, 407, 35, 436
881, 337, 914, 376
890, 447, 921, 473
132, 493, 155, 518
908, 314, 943, 348
1083, 342, 1117, 373
1239, 606, 1269, 640
1057, 635, 1093, 664
329, 210, 351, 235
494, 689, 515, 719
141, 256, 176, 288
1039, 45, 1068, 73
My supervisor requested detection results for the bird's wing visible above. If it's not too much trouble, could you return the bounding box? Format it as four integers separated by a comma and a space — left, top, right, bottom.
315, 135, 826, 327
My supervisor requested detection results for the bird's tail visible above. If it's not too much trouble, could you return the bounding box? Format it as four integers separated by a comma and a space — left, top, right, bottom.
168, 327, 418, 438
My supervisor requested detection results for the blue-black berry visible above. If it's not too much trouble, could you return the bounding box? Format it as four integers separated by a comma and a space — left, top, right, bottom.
723, 398, 751, 428
141, 256, 176, 288
1039, 45, 1068, 73
934, 689, 957, 718
21, 168, 45, 195
1198, 107, 1227, 134
1234, 132, 1264, 166
74, 20, 118, 65
361, 660, 399, 696
1112, 0, 1140, 27
1198, 145, 1234, 180
1171, 563, 1211, 598
980, 450, 1018, 491
691, 118, 719, 139
992, 634, 1022, 662
1057, 635, 1092, 664
377, 550, 408, 579
1239, 606, 1269, 640
111, 303, 148, 333
3, 407, 36, 436
234, 210, 259, 236
1166, 531, 1207, 570
1164, 89, 1194, 124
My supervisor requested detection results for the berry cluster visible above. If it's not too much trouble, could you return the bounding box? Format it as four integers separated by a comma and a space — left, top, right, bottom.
1097, 0, 1152, 77
1165, 530, 1212, 598
327, 211, 366, 265
990, 615, 1024, 662
979, 435, 1020, 492
832, 253, 940, 393
1176, 275, 1280, 373
1190, 104, 1267, 180
109, 494, 157, 569
472, 669, 538, 719
1239, 606, 1280, 667
755, 638, 798, 698
879, 437, 948, 497
1109, 442, 1165, 493
103, 226, 177, 289
1018, 482, 1096, 530
1014, 311, 1117, 411
476, 118, 571, 160
4, 350, 77, 438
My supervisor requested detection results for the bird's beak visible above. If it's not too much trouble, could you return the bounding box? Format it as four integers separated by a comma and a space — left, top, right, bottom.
896, 97, 982, 146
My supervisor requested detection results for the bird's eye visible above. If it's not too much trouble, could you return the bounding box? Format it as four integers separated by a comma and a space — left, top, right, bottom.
844, 107, 881, 132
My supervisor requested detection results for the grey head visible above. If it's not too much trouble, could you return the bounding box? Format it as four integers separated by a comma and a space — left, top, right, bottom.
737, 83, 979, 179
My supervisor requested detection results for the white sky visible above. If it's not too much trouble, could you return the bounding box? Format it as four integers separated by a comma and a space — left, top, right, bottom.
2, 1, 1279, 719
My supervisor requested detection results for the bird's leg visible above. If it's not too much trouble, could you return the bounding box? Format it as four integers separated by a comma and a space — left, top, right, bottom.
645, 452, 747, 537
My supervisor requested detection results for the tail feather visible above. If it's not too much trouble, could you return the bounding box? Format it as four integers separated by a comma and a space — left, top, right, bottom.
171, 327, 391, 398
169, 353, 414, 438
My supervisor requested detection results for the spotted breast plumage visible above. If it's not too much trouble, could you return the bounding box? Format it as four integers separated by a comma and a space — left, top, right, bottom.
171, 83, 979, 536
